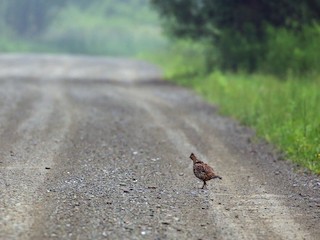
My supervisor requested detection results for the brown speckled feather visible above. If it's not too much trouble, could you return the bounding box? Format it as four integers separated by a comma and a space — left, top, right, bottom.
190, 153, 222, 189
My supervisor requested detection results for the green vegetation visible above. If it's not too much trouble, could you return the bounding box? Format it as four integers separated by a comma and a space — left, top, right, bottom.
0, 0, 166, 56
149, 40, 320, 174
262, 25, 320, 77
198, 73, 320, 174
150, 0, 320, 174
151, 0, 320, 75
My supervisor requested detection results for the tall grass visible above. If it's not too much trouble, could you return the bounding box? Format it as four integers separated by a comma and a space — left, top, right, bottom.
196, 73, 320, 173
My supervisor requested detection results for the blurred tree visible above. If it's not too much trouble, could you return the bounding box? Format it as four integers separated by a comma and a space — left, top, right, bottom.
3, 0, 66, 37
67, 0, 101, 8
151, 0, 320, 71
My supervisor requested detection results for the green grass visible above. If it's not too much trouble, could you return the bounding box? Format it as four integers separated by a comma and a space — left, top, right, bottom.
196, 73, 320, 173
148, 42, 320, 174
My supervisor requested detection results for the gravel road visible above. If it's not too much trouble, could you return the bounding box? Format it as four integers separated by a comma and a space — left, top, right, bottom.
0, 54, 319, 240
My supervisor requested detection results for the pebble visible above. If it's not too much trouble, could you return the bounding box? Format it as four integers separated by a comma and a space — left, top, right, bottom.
161, 222, 170, 225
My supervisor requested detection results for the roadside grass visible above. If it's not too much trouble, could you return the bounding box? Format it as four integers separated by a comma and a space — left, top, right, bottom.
146, 43, 320, 174
195, 73, 320, 174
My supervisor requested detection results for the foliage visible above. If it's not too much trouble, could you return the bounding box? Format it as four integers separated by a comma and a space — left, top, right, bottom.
151, 0, 320, 72
262, 24, 320, 77
0, 0, 166, 56
143, 39, 210, 78
40, 2, 161, 55
0, 0, 66, 37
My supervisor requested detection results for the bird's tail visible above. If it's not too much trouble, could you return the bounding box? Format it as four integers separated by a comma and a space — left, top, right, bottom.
214, 175, 222, 180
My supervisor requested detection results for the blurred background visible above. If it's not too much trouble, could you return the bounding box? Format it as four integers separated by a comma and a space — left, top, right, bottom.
0, 0, 167, 56
0, 0, 319, 173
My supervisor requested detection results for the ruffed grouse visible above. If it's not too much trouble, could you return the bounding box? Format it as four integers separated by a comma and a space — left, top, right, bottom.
190, 153, 222, 189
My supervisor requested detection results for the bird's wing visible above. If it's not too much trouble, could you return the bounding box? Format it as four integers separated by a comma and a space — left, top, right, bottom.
202, 163, 214, 173
202, 163, 217, 179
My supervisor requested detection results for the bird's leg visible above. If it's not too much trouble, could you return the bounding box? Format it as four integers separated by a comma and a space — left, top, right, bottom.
201, 181, 207, 189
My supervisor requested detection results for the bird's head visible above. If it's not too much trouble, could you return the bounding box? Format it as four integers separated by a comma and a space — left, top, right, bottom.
189, 153, 197, 163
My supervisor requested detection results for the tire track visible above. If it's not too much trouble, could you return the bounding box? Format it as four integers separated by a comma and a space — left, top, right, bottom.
0, 82, 72, 240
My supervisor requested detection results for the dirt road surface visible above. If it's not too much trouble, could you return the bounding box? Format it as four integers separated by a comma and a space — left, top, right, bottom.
0, 54, 319, 240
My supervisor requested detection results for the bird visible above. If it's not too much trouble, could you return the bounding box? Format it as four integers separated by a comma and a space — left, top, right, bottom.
190, 153, 222, 189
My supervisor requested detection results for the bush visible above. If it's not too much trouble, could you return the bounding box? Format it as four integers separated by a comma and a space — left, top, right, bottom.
262, 25, 320, 78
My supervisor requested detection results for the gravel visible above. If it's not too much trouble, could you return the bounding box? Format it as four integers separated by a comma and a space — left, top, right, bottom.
0, 54, 319, 240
